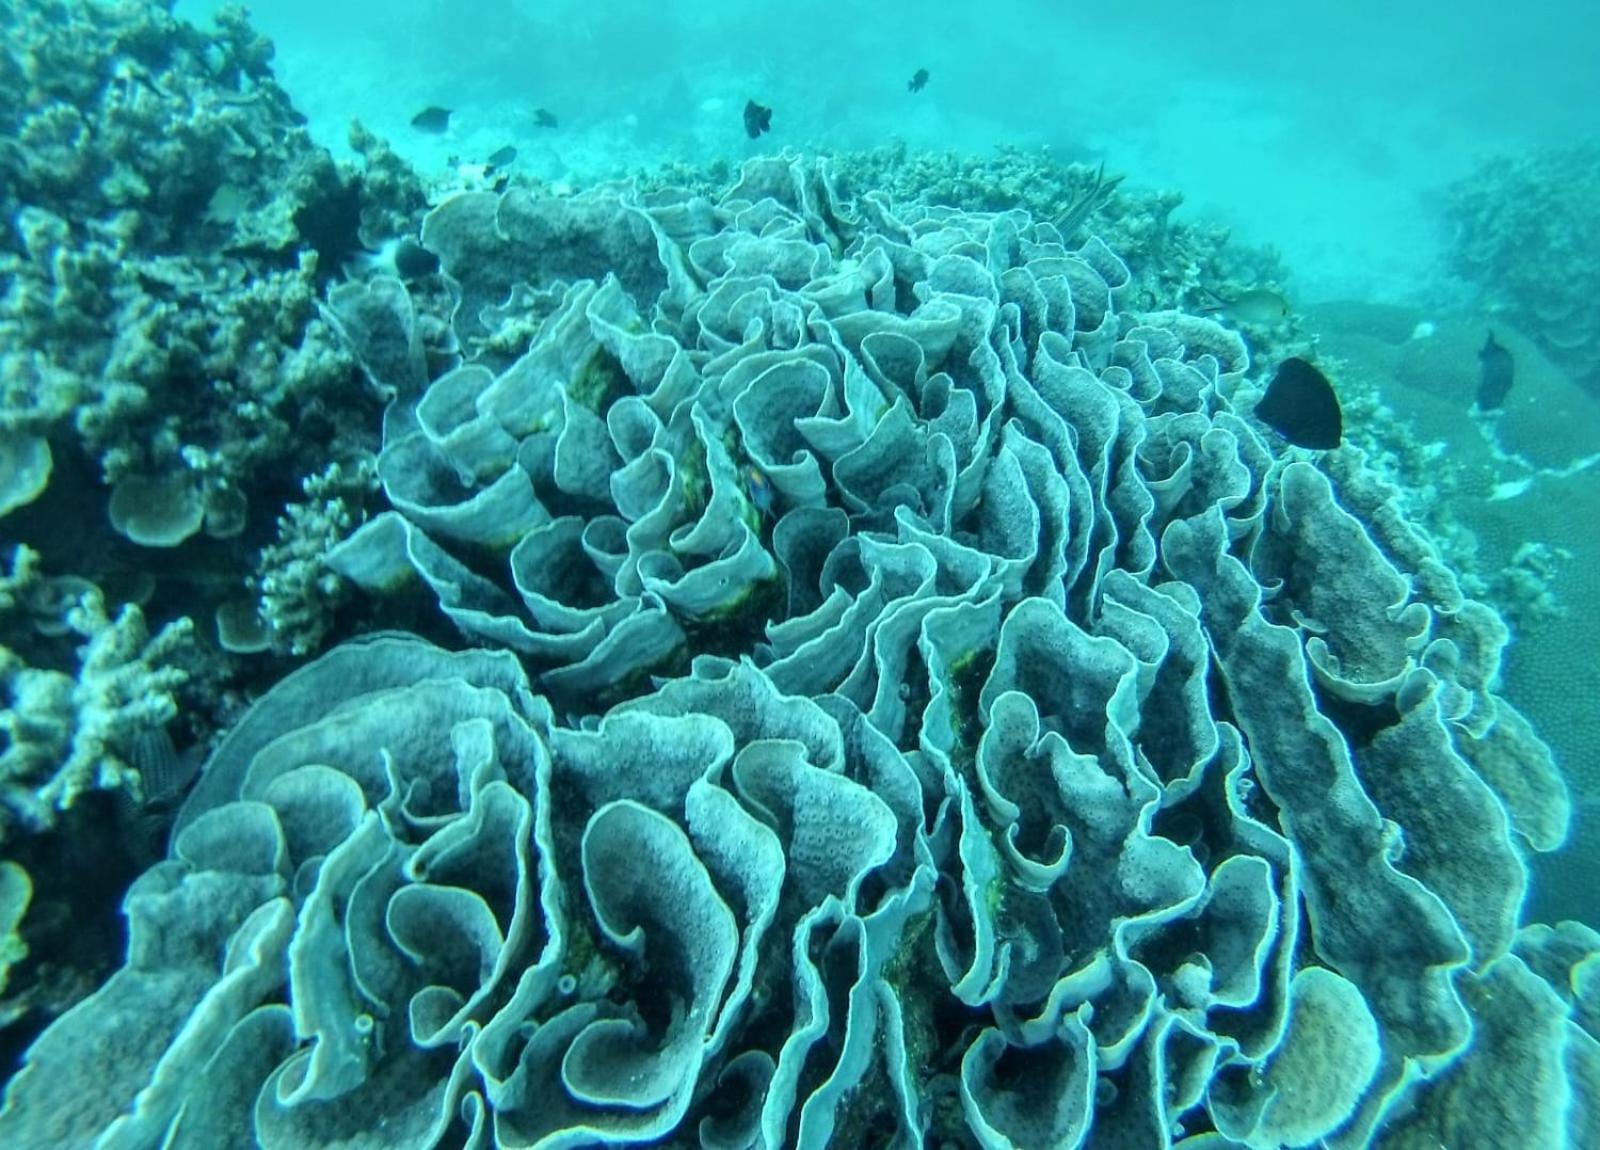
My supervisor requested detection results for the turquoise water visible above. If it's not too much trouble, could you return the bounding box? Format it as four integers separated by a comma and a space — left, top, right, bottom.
2, 2, 1598, 1146
186, 0, 1600, 303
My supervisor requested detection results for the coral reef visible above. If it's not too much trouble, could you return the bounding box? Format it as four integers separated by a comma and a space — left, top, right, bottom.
640, 142, 1292, 329
3, 151, 1590, 1148
1306, 305, 1600, 923
1445, 143, 1600, 393
1, 545, 194, 837
822, 145, 1310, 370
244, 458, 382, 656
0, 0, 407, 642
0, 0, 427, 1050
0, 862, 28, 1013
0, 3, 1593, 1143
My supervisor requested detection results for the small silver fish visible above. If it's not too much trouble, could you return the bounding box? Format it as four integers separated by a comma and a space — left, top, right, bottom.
1202, 286, 1291, 326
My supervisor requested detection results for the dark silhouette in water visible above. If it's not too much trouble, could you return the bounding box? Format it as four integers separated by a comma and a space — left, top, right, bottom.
1254, 358, 1342, 449
1477, 331, 1514, 411
533, 108, 559, 129
393, 238, 440, 279
908, 68, 929, 92
486, 145, 517, 169
410, 106, 452, 133
744, 99, 772, 139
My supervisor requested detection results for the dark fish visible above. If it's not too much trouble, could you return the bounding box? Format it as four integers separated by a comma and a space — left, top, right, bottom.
744, 99, 772, 139
393, 237, 440, 279
908, 68, 929, 92
486, 145, 518, 168
1254, 357, 1342, 449
1477, 330, 1514, 411
131, 725, 200, 806
533, 108, 559, 129
410, 106, 452, 134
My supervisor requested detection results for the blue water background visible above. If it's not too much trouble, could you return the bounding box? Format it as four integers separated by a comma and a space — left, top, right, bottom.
180, 0, 1599, 302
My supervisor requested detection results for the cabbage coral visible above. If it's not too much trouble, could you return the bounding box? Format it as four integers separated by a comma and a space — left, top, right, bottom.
2, 152, 1591, 1149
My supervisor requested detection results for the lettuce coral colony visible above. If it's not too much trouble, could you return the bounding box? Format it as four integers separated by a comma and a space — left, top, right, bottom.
1, 3, 1596, 1149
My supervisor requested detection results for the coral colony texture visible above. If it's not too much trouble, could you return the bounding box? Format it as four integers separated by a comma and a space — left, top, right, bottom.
1444, 144, 1600, 396
2, 4, 1598, 1150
